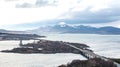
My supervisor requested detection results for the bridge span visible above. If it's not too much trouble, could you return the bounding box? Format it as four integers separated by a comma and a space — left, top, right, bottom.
65, 43, 120, 66
65, 43, 110, 60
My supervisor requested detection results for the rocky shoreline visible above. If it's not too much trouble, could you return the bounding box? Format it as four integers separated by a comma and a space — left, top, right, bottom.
58, 58, 117, 67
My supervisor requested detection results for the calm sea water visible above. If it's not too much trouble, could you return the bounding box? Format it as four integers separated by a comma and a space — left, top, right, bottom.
43, 34, 120, 58
0, 40, 86, 67
0, 34, 120, 67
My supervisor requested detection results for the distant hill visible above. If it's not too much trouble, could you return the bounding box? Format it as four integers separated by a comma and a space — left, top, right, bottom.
0, 29, 27, 34
27, 24, 120, 35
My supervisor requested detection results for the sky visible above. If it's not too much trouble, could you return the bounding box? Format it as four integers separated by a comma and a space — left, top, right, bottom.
0, 0, 120, 30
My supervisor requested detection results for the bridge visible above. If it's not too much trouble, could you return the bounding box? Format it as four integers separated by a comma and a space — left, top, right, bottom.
64, 43, 109, 60
19, 38, 41, 47
65, 43, 120, 66
0, 32, 45, 47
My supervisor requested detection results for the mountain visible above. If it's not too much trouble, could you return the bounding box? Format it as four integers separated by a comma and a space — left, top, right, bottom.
97, 26, 120, 34
27, 24, 120, 35
1, 25, 120, 35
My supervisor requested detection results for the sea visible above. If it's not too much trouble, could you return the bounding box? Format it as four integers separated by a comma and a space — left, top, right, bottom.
0, 34, 120, 67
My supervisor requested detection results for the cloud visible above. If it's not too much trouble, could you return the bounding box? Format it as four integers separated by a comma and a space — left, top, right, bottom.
0, 0, 120, 30
16, 0, 119, 24
59, 7, 120, 24
0, 8, 62, 25
16, 0, 58, 8
56, 0, 120, 24
83, 20, 120, 28
35, 0, 57, 7
16, 3, 33, 8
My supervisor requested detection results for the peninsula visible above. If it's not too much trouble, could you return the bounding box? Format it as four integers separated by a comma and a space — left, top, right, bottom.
1, 39, 119, 67
1, 39, 90, 54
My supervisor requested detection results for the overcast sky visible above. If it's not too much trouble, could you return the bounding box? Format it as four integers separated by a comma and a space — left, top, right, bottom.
0, 0, 120, 30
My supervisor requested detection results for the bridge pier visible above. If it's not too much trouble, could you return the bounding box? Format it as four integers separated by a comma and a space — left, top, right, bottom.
87, 54, 91, 59
19, 39, 23, 47
33, 39, 36, 44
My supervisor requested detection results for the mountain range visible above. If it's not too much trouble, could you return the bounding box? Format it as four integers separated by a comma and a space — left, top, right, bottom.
0, 24, 120, 35
27, 24, 120, 35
